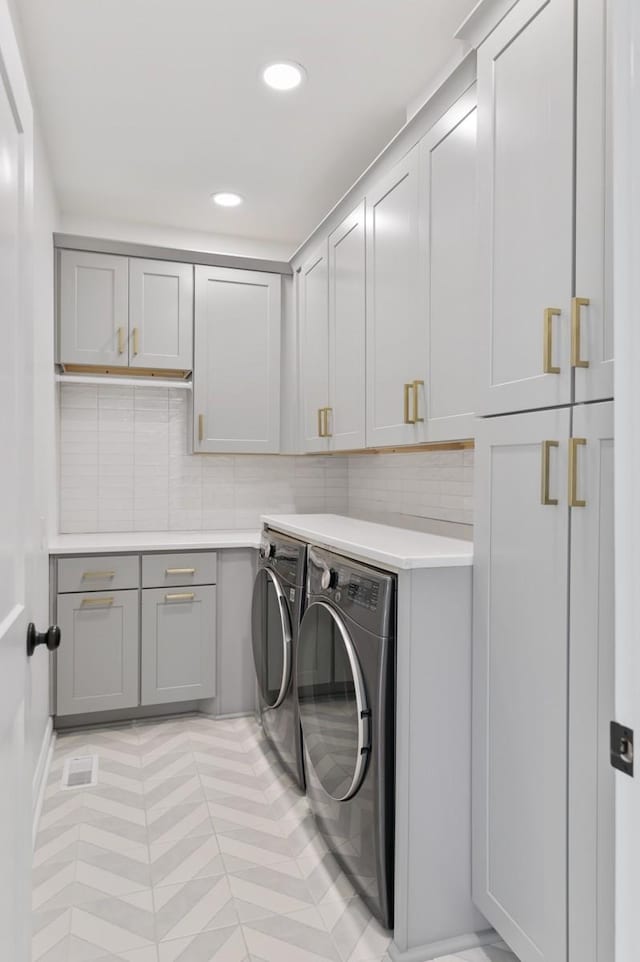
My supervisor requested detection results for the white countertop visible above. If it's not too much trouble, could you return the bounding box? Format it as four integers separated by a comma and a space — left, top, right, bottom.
261, 514, 473, 570
49, 529, 262, 555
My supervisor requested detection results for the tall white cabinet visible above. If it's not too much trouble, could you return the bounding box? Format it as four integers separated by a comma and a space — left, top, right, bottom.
193, 266, 281, 453
466, 1, 615, 960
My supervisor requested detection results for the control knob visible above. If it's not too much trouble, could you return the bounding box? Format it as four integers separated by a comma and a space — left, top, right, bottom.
260, 542, 275, 560
321, 567, 338, 590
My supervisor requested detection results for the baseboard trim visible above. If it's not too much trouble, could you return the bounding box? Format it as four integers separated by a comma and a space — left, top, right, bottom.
32, 717, 55, 848
388, 928, 497, 962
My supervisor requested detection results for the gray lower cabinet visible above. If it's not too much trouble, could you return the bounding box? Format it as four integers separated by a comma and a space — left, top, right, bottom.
56, 589, 139, 715
55, 549, 220, 718
141, 586, 216, 705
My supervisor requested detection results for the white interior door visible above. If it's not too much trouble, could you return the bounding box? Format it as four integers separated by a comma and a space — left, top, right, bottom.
0, 2, 36, 958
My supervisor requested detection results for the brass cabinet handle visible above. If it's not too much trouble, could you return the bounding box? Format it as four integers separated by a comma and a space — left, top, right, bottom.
117, 326, 126, 355
81, 596, 114, 607
569, 437, 587, 507
543, 308, 562, 374
82, 570, 115, 580
198, 414, 205, 443
323, 407, 333, 438
540, 440, 559, 506
571, 296, 590, 368
165, 592, 196, 602
165, 567, 196, 575
317, 408, 324, 438
132, 326, 139, 357
412, 380, 424, 423
403, 383, 415, 424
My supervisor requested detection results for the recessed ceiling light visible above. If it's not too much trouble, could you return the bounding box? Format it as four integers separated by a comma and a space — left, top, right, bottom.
211, 192, 243, 207
262, 61, 306, 92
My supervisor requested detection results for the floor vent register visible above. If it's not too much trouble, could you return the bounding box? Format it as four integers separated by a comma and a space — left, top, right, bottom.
61, 754, 99, 790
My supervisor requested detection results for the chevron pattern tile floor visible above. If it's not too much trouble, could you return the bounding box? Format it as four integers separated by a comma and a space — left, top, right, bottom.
32, 714, 519, 962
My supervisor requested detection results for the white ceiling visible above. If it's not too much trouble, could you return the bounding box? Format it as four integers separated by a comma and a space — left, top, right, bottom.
18, 0, 477, 256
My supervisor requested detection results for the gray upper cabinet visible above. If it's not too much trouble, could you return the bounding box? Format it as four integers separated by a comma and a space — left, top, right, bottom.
328, 201, 366, 451
475, 0, 575, 416
59, 250, 194, 371
56, 589, 139, 715
128, 258, 193, 371
193, 266, 281, 454
420, 91, 478, 442
366, 145, 427, 447
473, 406, 571, 962
568, 400, 614, 962
59, 250, 129, 368
141, 585, 216, 705
299, 243, 330, 453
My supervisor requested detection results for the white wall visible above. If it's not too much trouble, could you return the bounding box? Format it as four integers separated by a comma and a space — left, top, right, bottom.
59, 213, 292, 262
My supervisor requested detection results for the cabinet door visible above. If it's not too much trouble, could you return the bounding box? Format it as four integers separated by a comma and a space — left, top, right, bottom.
366, 145, 427, 446
129, 259, 194, 371
56, 589, 139, 715
328, 201, 366, 451
476, 0, 574, 415
299, 243, 329, 452
141, 585, 216, 705
568, 401, 614, 962
59, 250, 129, 367
574, 0, 614, 403
193, 267, 281, 453
473, 407, 571, 962
420, 93, 478, 442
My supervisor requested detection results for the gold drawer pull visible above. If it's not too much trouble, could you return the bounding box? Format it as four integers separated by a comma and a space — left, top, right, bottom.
132, 326, 139, 357
165, 567, 196, 575
198, 413, 205, 443
323, 407, 333, 438
412, 380, 424, 423
117, 326, 126, 355
165, 592, 196, 602
569, 437, 587, 507
403, 383, 415, 424
82, 570, 116, 580
543, 308, 561, 374
571, 296, 590, 369
540, 440, 559, 506
81, 596, 114, 607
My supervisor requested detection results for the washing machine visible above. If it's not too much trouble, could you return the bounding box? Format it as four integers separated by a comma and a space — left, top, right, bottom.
297, 545, 396, 929
251, 528, 306, 790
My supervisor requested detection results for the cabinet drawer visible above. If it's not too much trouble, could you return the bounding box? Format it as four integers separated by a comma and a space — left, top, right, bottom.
57, 555, 139, 593
142, 552, 217, 588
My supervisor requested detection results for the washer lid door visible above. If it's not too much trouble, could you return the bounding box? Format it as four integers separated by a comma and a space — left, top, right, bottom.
251, 568, 292, 709
297, 601, 370, 801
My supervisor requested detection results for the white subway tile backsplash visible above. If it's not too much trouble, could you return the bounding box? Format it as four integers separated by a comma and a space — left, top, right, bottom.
58, 382, 474, 533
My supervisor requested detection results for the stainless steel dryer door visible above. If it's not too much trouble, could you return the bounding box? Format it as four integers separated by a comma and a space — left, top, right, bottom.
251, 568, 292, 709
297, 601, 370, 801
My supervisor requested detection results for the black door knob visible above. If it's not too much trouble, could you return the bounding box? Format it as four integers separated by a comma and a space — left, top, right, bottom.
26, 623, 61, 657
